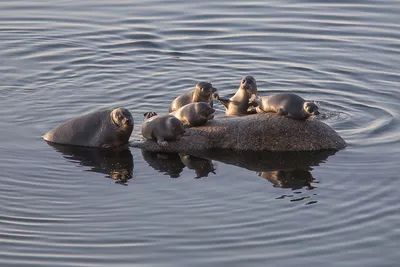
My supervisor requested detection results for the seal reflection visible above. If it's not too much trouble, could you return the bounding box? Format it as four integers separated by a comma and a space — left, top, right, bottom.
141, 148, 337, 198
46, 142, 134, 184
141, 150, 216, 179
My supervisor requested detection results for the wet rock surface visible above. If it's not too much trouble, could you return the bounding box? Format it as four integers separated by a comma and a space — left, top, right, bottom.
132, 113, 346, 152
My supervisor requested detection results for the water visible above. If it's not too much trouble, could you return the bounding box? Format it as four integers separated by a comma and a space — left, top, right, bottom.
1, 0, 399, 266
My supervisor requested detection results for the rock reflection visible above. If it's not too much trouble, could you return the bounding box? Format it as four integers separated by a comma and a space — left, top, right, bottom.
141, 148, 337, 190
46, 142, 134, 184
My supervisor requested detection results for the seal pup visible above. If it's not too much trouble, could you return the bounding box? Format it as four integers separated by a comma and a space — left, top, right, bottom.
141, 112, 185, 146
43, 108, 133, 148
170, 102, 215, 127
250, 93, 320, 120
169, 82, 217, 112
214, 75, 258, 116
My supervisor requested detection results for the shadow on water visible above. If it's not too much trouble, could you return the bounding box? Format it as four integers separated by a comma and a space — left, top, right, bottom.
46, 142, 134, 185
141, 148, 337, 189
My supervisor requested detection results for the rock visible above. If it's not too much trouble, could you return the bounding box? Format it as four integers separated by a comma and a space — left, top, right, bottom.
132, 113, 346, 152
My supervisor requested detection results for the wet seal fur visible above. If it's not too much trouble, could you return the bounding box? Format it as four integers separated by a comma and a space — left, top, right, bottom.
132, 113, 346, 152
43, 108, 133, 148
169, 82, 217, 112
141, 112, 185, 146
251, 93, 320, 120
170, 102, 215, 127
214, 75, 258, 116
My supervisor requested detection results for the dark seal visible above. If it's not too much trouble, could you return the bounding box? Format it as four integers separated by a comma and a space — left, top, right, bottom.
43, 108, 133, 148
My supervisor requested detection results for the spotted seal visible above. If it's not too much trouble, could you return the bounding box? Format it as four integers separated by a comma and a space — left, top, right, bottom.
214, 75, 258, 116
43, 108, 133, 148
169, 82, 217, 112
250, 93, 320, 120
170, 102, 215, 127
141, 112, 185, 146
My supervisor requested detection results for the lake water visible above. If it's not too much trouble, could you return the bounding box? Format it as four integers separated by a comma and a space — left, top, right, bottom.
1, 0, 399, 266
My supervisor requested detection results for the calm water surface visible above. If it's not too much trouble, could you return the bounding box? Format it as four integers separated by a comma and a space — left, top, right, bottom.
0, 0, 399, 266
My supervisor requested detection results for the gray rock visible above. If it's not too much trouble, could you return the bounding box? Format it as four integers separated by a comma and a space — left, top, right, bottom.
132, 113, 346, 152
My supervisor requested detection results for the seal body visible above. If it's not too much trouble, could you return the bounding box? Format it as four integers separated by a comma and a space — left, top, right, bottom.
215, 75, 258, 116
43, 108, 134, 148
169, 82, 217, 112
251, 93, 320, 120
141, 114, 185, 146
170, 102, 215, 127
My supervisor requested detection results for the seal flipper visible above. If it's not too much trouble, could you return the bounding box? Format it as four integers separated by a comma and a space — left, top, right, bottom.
157, 138, 169, 147
144, 111, 158, 120
214, 93, 231, 109
247, 107, 258, 114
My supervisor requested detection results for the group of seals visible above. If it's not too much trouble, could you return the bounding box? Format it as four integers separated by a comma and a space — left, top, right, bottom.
43, 75, 320, 149
141, 82, 219, 146
43, 108, 133, 149
140, 75, 320, 147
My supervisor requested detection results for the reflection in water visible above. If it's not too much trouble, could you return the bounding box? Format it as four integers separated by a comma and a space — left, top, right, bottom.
141, 148, 337, 190
193, 149, 337, 173
46, 142, 134, 184
179, 153, 216, 178
194, 149, 337, 191
141, 150, 216, 179
141, 150, 185, 178
258, 170, 315, 190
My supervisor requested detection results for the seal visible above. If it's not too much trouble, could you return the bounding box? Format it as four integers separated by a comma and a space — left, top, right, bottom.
141, 112, 185, 146
43, 108, 133, 148
170, 102, 215, 127
214, 75, 258, 116
250, 93, 320, 120
169, 82, 217, 112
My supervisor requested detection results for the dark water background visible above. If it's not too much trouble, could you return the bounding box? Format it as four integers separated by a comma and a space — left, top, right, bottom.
1, 0, 399, 266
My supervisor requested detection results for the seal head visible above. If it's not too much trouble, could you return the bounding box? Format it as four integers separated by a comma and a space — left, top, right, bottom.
240, 75, 258, 98
303, 101, 320, 116
111, 108, 133, 130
